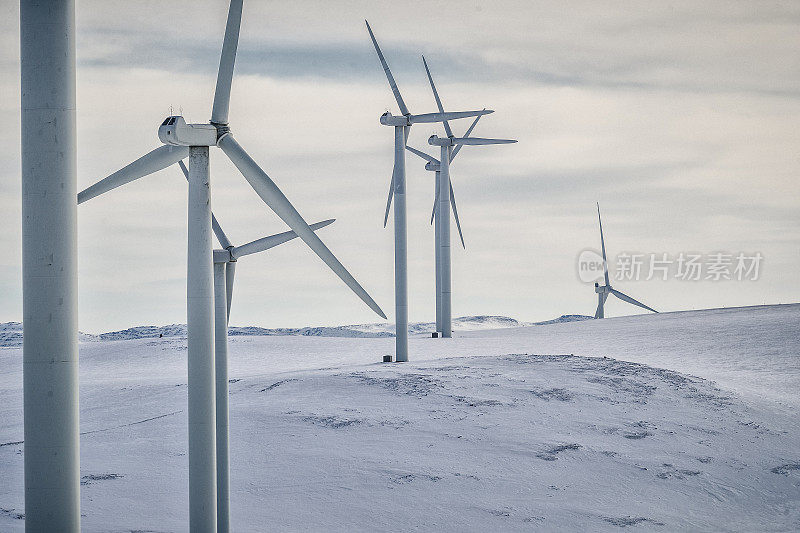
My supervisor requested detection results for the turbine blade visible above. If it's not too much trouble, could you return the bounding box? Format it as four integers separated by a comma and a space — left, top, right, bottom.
422, 56, 452, 138
179, 159, 232, 249
451, 112, 483, 161
610, 288, 658, 313
406, 145, 439, 164
383, 172, 394, 228
211, 214, 232, 251
78, 145, 188, 204
231, 219, 335, 259
178, 158, 189, 178
597, 202, 610, 286
225, 261, 235, 323
365, 20, 409, 116
218, 133, 386, 318
431, 179, 440, 225
451, 137, 517, 145
450, 180, 465, 249
410, 109, 492, 124
211, 0, 244, 125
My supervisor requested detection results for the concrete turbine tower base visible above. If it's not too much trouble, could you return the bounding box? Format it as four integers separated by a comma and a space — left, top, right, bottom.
21, 0, 80, 530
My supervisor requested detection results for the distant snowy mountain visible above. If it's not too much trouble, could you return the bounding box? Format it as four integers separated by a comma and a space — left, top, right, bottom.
0, 314, 592, 347
346, 314, 592, 336
0, 322, 97, 348
97, 324, 187, 341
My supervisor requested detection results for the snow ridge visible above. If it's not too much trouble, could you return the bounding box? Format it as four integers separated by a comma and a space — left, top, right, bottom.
0, 315, 592, 347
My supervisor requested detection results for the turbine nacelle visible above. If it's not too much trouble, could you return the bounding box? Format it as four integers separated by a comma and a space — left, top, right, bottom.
428, 135, 455, 147
425, 161, 440, 171
213, 248, 235, 264
595, 283, 610, 294
158, 116, 218, 147
379, 111, 412, 127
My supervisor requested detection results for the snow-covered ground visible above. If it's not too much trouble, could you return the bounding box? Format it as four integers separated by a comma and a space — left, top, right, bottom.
0, 304, 798, 531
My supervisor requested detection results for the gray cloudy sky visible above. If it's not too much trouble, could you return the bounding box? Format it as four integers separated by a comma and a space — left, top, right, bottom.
1, 1, 799, 332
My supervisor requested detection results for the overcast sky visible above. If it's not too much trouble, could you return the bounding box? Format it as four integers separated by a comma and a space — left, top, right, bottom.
1, 1, 799, 332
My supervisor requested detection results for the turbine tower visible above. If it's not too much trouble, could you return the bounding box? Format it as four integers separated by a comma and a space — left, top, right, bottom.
79, 2, 385, 529
405, 134, 469, 336
365, 20, 490, 361
421, 57, 516, 337
593, 203, 659, 318
179, 162, 334, 533
21, 0, 80, 529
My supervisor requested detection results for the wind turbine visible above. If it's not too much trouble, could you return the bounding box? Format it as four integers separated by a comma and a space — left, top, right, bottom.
420, 56, 517, 337
79, 1, 385, 529
593, 203, 658, 319
366, 21, 490, 361
178, 162, 334, 533
405, 113, 477, 336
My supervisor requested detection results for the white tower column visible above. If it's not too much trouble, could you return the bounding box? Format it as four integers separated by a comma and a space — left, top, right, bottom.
597, 291, 604, 319
434, 172, 442, 334
187, 146, 217, 532
213, 262, 230, 533
438, 146, 452, 337
21, 1, 80, 530
393, 126, 409, 361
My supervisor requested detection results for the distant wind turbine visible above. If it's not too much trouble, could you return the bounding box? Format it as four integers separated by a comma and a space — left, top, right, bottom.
406, 127, 473, 336
78, 1, 385, 530
420, 56, 516, 337
593, 203, 658, 319
366, 20, 491, 360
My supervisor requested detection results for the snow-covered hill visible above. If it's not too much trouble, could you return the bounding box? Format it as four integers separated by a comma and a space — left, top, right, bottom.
0, 304, 797, 531
0, 322, 98, 347
0, 314, 592, 347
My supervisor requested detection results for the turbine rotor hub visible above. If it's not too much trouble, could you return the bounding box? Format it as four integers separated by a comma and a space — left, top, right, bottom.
211, 121, 231, 140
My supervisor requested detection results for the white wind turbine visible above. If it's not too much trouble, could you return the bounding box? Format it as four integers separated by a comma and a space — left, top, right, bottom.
405, 131, 469, 337
406, 110, 478, 336
366, 20, 491, 361
416, 56, 516, 337
79, 1, 385, 529
178, 161, 334, 533
593, 203, 658, 319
